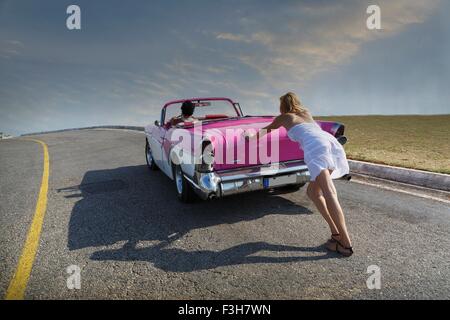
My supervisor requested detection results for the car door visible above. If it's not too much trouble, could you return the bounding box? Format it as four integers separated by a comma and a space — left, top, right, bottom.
149, 126, 164, 169
160, 128, 175, 177
149, 112, 166, 171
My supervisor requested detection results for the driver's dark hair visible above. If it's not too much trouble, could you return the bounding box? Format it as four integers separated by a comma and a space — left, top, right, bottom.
181, 100, 195, 117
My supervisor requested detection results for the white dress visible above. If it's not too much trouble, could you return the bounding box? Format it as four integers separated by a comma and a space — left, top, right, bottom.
287, 122, 349, 182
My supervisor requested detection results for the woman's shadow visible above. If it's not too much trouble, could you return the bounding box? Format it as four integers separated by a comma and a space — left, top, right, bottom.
60, 165, 335, 272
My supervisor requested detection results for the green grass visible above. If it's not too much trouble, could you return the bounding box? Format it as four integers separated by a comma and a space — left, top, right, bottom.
316, 115, 450, 174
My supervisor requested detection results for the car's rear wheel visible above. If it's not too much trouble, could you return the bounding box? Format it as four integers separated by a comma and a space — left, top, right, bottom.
173, 164, 197, 203
145, 140, 158, 171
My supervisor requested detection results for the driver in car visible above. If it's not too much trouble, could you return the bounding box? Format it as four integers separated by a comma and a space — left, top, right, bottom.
170, 100, 198, 126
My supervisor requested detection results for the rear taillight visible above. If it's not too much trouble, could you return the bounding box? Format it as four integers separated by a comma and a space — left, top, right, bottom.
337, 136, 348, 145
335, 124, 345, 137
334, 124, 347, 145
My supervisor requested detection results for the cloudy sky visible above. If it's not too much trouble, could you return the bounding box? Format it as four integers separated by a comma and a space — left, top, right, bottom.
1, 0, 449, 135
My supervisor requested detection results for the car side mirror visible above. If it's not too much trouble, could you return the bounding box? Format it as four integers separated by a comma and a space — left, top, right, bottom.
154, 120, 160, 127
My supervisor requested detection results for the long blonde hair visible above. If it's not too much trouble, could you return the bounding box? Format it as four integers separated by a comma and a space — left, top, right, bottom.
279, 92, 309, 116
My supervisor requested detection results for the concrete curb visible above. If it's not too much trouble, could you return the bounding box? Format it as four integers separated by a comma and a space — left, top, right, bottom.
348, 160, 450, 192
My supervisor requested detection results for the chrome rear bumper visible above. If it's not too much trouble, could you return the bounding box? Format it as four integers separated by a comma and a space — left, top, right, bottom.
184, 160, 311, 200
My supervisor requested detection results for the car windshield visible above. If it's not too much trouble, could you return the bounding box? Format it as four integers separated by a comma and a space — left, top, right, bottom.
164, 99, 239, 126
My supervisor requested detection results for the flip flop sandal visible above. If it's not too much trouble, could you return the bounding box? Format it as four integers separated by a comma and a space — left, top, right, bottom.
335, 240, 354, 257
325, 234, 340, 252
326, 233, 340, 247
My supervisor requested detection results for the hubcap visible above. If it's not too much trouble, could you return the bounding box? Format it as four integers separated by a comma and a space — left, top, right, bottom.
175, 166, 183, 194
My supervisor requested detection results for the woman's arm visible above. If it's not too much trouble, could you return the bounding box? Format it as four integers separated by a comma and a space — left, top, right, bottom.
244, 115, 285, 140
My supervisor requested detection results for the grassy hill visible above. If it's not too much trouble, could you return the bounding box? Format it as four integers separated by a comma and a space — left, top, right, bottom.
316, 115, 450, 174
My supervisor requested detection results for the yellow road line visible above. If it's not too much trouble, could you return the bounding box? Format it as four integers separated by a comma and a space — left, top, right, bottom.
5, 139, 50, 300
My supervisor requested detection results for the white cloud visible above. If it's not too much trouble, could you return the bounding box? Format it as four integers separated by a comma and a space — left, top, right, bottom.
216, 33, 248, 42
216, 32, 273, 45
215, 0, 441, 89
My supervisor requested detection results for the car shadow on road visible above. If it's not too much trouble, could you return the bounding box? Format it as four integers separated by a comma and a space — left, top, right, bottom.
61, 165, 336, 272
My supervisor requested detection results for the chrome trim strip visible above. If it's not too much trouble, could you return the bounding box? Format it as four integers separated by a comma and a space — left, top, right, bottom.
183, 174, 199, 189
218, 161, 309, 182
216, 159, 306, 174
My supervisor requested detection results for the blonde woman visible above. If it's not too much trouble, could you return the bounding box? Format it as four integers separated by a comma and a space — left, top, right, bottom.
245, 92, 353, 257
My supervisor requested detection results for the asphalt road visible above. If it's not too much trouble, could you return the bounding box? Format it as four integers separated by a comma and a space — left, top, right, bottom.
1, 129, 449, 299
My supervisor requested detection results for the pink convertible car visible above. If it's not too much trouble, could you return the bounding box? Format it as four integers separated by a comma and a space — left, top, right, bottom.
145, 97, 348, 202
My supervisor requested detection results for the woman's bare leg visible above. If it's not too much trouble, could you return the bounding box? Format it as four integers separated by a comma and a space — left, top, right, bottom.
306, 181, 339, 236
315, 170, 352, 249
